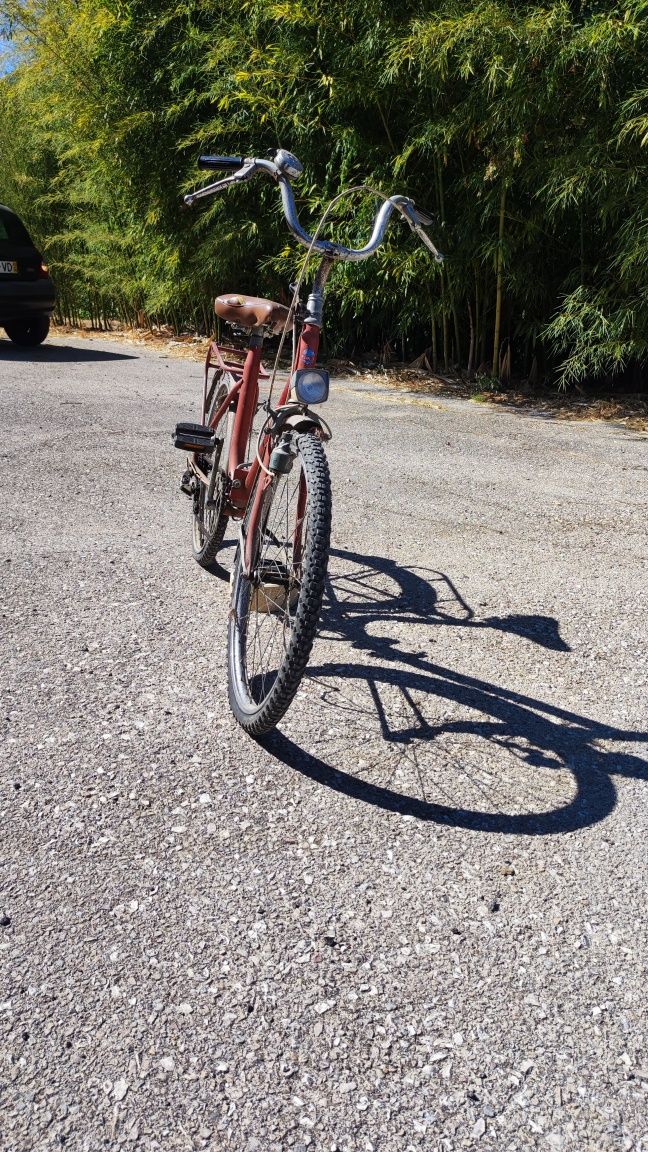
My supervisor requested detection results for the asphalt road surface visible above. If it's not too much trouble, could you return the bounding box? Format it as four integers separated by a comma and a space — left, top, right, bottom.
1, 333, 647, 1152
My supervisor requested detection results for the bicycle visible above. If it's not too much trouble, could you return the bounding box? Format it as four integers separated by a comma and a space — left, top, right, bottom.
173, 148, 442, 736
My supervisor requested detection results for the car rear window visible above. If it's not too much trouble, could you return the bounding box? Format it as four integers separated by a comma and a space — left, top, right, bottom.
0, 208, 34, 246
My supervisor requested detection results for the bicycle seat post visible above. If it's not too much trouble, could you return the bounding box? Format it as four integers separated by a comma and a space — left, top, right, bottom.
226, 325, 265, 504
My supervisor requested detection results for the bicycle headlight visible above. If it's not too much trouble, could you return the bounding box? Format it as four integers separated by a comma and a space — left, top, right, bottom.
291, 369, 330, 405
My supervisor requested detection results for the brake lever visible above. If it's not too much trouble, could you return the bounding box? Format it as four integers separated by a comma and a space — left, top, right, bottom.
183, 161, 257, 207
415, 225, 444, 263
184, 177, 232, 207
413, 205, 434, 226
400, 201, 444, 262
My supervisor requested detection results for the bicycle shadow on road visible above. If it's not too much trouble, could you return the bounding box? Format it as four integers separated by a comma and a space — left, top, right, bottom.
0, 339, 137, 362
261, 548, 648, 835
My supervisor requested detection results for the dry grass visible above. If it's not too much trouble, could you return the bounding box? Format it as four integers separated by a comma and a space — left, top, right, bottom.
51, 321, 210, 362
336, 361, 648, 432
52, 326, 648, 432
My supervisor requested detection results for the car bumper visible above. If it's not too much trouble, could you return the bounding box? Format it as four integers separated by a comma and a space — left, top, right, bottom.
0, 280, 55, 322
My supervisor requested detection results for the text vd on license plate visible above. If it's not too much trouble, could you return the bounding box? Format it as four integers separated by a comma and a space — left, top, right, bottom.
0, 260, 18, 274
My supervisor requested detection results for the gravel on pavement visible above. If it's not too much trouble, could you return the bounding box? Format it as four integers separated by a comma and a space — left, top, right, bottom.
1, 334, 647, 1152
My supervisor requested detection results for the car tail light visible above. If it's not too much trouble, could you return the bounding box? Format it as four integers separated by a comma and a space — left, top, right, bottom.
38, 261, 49, 278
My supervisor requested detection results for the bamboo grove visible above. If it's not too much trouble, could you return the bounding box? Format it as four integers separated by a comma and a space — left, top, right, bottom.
1, 0, 648, 385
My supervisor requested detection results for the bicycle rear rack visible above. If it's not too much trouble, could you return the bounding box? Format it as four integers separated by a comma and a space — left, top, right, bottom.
206, 340, 270, 382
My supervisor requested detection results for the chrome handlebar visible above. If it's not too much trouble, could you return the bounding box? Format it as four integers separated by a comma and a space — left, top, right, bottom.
184, 151, 444, 264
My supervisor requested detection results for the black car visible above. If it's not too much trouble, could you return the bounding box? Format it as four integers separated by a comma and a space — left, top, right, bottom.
0, 205, 55, 346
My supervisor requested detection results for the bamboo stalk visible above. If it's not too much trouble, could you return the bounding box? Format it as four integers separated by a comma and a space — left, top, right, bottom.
479, 277, 488, 370
376, 99, 396, 153
474, 267, 480, 369
492, 181, 507, 379
467, 299, 475, 378
433, 156, 450, 370
452, 299, 461, 368
440, 273, 449, 371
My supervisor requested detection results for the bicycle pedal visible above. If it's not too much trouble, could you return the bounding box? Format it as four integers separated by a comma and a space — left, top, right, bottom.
172, 422, 217, 453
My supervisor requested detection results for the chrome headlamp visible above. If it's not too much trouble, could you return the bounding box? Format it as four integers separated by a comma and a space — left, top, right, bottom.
291, 368, 330, 405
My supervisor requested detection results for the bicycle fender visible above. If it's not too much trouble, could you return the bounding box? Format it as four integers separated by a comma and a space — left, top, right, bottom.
281, 412, 331, 439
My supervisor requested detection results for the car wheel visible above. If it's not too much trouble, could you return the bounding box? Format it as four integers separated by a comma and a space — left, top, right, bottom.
4, 316, 50, 346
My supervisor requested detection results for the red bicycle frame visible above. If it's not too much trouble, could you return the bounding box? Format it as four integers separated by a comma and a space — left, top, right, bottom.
184, 153, 440, 572
200, 320, 322, 573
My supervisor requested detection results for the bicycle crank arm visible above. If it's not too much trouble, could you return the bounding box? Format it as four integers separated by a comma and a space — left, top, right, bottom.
205, 441, 226, 508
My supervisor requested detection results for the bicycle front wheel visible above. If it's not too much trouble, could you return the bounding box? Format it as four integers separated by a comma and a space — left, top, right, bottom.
227, 432, 332, 735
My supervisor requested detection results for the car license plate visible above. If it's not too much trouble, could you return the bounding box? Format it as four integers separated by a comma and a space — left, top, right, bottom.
0, 260, 18, 274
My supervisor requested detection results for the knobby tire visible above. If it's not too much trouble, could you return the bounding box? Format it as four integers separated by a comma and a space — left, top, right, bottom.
227, 432, 332, 735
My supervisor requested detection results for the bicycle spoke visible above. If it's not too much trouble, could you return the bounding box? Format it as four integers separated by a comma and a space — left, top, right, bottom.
191, 377, 231, 566
236, 459, 309, 703
228, 433, 331, 733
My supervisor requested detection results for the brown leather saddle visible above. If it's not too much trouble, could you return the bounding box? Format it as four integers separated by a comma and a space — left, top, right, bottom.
215, 293, 289, 335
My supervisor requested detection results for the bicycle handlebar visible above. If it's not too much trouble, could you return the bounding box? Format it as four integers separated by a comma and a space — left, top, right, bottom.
184, 150, 444, 264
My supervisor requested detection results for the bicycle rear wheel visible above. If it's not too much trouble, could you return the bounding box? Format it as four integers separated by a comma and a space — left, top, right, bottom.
192, 376, 232, 566
227, 432, 332, 735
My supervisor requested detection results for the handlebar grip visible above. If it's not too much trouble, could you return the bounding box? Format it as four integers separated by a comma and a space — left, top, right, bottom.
198, 155, 245, 171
